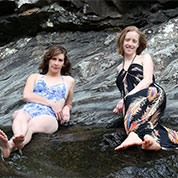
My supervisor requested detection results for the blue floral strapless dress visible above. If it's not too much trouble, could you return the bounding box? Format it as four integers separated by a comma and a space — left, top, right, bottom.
21, 75, 66, 118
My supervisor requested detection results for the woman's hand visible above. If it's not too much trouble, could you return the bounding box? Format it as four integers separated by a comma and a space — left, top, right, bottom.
60, 105, 70, 125
50, 101, 64, 121
113, 99, 124, 114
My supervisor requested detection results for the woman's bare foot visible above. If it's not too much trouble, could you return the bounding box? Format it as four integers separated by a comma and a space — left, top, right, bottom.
0, 130, 11, 157
142, 134, 161, 150
115, 132, 142, 151
12, 135, 24, 149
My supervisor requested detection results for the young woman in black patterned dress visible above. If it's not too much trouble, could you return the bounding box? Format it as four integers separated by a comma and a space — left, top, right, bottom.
113, 26, 178, 151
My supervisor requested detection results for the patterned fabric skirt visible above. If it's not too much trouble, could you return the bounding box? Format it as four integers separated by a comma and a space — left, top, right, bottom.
21, 103, 56, 118
124, 84, 178, 150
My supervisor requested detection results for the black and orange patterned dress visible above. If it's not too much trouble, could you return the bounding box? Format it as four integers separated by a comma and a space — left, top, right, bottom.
116, 60, 178, 150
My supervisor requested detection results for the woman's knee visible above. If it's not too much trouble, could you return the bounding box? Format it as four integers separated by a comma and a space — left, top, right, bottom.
12, 110, 31, 123
46, 118, 59, 133
28, 116, 58, 134
47, 119, 58, 133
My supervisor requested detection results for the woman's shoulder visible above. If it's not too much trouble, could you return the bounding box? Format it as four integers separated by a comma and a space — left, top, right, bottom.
138, 53, 152, 64
136, 53, 154, 70
27, 73, 42, 80
63, 76, 75, 91
117, 63, 123, 73
139, 53, 152, 60
62, 75, 75, 84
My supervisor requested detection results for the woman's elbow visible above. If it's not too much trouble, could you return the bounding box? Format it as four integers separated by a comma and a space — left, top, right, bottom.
23, 93, 31, 101
146, 79, 153, 87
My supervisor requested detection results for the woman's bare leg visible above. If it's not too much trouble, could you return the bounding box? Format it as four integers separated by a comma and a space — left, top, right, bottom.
19, 115, 58, 146
10, 110, 32, 149
0, 114, 58, 157
0, 110, 31, 157
115, 132, 142, 151
12, 110, 31, 137
142, 134, 161, 150
0, 130, 11, 157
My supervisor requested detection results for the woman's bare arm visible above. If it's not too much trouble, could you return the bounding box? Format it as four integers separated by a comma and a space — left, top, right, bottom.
125, 53, 153, 97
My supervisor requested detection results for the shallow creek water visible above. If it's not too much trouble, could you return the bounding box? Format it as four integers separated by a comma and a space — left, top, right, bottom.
0, 124, 177, 178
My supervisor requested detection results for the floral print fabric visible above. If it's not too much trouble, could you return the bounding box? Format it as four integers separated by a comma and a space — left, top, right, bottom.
21, 76, 66, 118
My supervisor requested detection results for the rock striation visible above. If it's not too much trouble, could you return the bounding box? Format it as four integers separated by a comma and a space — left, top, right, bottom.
0, 0, 178, 46
0, 17, 177, 127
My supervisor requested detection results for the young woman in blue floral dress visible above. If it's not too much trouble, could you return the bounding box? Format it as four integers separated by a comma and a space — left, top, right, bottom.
0, 45, 75, 157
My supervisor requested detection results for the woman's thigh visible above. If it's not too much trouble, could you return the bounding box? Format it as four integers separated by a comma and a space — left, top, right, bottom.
12, 110, 32, 123
28, 115, 58, 134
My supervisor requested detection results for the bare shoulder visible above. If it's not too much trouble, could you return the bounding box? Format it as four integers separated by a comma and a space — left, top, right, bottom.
143, 53, 152, 59
27, 73, 40, 80
139, 53, 152, 65
63, 75, 75, 82
25, 73, 41, 87
140, 53, 152, 60
63, 75, 75, 87
117, 63, 123, 73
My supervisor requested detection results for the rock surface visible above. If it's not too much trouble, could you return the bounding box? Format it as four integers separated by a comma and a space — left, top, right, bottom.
0, 125, 177, 177
0, 17, 178, 127
0, 0, 178, 46
0, 2, 178, 177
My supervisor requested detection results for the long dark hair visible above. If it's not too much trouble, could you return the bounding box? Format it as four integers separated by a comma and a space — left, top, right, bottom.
39, 45, 72, 75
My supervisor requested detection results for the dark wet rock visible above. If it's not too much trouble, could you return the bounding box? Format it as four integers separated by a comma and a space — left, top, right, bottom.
0, 0, 16, 16
0, 161, 17, 177
105, 117, 124, 129
0, 0, 178, 46
106, 157, 178, 178
0, 125, 177, 177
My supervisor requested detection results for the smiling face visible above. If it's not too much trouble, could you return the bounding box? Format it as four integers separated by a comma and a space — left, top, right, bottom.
123, 31, 139, 56
39, 45, 72, 75
117, 26, 147, 56
48, 54, 65, 75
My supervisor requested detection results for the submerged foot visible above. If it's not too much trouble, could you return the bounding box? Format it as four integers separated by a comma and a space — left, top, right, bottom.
115, 132, 142, 151
0, 130, 11, 158
142, 134, 161, 151
12, 135, 24, 149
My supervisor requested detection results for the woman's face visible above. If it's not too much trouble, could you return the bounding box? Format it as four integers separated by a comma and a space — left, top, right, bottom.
48, 53, 65, 74
123, 31, 139, 56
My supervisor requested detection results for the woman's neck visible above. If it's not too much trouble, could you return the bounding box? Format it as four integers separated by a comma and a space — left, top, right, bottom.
124, 53, 136, 61
46, 72, 61, 78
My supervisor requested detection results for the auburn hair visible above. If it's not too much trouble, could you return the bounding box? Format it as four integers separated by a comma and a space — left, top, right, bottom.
117, 26, 147, 56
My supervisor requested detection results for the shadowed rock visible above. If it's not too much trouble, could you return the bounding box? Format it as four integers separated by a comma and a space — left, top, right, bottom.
0, 0, 178, 46
0, 125, 177, 177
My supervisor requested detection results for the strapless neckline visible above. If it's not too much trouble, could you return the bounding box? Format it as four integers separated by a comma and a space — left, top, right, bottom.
123, 63, 143, 72
118, 63, 143, 76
